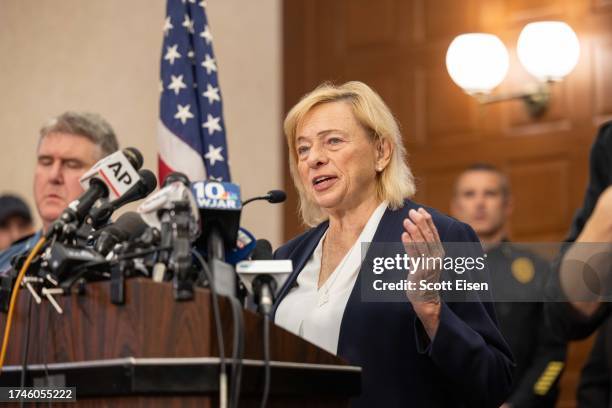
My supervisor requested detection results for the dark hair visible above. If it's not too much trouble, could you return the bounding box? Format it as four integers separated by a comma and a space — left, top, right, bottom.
0, 194, 33, 226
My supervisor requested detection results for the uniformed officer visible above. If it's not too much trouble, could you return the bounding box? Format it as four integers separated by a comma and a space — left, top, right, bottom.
0, 111, 119, 274
0, 195, 35, 251
451, 163, 567, 408
545, 121, 612, 406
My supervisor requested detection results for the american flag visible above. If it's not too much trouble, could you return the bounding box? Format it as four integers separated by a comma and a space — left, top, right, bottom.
158, 0, 231, 184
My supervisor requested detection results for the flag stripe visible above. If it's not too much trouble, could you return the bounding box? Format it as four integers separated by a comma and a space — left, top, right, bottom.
157, 155, 173, 186
157, 120, 207, 182
158, 0, 231, 184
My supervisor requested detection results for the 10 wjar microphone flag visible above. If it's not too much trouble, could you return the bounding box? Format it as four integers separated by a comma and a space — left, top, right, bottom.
158, 0, 231, 184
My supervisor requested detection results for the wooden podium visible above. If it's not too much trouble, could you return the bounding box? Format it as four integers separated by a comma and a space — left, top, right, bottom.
0, 278, 361, 407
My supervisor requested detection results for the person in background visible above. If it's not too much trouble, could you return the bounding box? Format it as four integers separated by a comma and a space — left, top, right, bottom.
451, 163, 567, 408
545, 121, 612, 406
273, 81, 514, 407
0, 194, 35, 251
576, 321, 611, 408
0, 111, 119, 274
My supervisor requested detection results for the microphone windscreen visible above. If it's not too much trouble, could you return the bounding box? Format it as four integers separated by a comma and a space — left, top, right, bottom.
94, 211, 148, 255
139, 169, 158, 195
114, 211, 149, 239
251, 239, 273, 260
163, 171, 190, 187
267, 190, 286, 204
123, 147, 144, 170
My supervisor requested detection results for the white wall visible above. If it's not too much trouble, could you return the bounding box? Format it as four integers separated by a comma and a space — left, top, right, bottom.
0, 0, 283, 247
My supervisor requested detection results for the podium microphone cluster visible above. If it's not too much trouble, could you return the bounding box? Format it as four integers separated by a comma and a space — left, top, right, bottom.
47, 147, 145, 238
87, 169, 157, 228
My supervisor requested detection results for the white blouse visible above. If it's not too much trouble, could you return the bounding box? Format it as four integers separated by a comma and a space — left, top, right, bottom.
275, 201, 388, 354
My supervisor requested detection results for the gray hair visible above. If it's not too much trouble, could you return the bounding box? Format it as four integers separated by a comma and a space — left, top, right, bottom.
39, 111, 119, 158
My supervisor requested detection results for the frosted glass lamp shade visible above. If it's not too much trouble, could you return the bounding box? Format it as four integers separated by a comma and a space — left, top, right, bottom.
517, 21, 580, 81
446, 33, 510, 94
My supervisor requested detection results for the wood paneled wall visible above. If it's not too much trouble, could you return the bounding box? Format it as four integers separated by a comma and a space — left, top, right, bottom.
283, 0, 612, 241
283, 0, 612, 406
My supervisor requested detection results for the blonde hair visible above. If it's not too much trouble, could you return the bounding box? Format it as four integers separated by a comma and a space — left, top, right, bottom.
284, 81, 415, 227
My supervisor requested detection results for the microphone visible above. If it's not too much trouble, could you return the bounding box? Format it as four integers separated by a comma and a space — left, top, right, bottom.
163, 171, 190, 187
94, 211, 149, 256
88, 211, 149, 305
221, 188, 284, 267
236, 239, 292, 315
50, 148, 144, 235
252, 239, 273, 260
88, 169, 158, 228
78, 147, 143, 199
123, 147, 144, 170
192, 180, 242, 253
138, 175, 200, 298
137, 178, 200, 240
45, 243, 106, 284
192, 180, 242, 297
266, 190, 286, 204
242, 190, 286, 206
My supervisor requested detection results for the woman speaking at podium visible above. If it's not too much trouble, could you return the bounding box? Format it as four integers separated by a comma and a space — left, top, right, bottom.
272, 81, 514, 407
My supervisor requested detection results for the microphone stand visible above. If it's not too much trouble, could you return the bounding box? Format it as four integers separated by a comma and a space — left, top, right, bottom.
206, 226, 238, 298
171, 202, 195, 301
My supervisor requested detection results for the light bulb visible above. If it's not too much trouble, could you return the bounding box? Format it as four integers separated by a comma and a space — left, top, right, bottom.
517, 21, 580, 81
446, 33, 509, 94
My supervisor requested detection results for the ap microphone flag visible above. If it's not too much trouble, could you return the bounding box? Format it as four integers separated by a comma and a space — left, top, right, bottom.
158, 0, 231, 184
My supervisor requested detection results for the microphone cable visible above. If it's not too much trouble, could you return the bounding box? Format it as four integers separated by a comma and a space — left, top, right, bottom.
192, 249, 228, 408
191, 249, 245, 408
0, 236, 47, 373
260, 312, 271, 408
19, 296, 33, 408
229, 296, 244, 408
41, 299, 52, 392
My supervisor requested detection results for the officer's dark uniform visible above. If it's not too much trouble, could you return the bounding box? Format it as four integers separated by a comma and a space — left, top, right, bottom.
0, 230, 41, 275
487, 241, 568, 407
577, 319, 611, 408
545, 121, 612, 406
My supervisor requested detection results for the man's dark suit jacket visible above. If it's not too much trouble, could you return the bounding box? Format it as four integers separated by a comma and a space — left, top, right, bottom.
272, 199, 514, 407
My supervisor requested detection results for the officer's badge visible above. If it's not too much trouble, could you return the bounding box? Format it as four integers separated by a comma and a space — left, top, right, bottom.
511, 257, 534, 284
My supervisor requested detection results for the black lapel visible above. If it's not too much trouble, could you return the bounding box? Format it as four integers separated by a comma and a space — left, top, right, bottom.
337, 200, 414, 350
272, 199, 416, 323
350, 201, 409, 289
271, 221, 329, 317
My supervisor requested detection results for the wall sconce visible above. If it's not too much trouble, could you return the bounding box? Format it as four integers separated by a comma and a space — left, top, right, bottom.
446, 21, 580, 117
